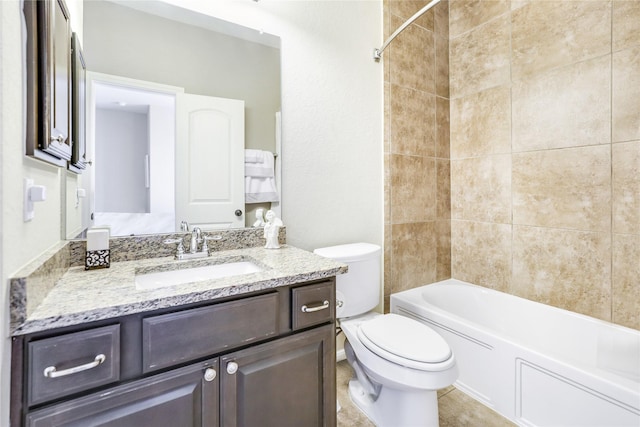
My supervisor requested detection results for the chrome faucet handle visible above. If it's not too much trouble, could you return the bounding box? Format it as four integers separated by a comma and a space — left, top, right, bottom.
201, 235, 223, 253
163, 238, 185, 257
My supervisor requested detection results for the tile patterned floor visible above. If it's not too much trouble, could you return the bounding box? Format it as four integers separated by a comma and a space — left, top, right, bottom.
336, 360, 516, 427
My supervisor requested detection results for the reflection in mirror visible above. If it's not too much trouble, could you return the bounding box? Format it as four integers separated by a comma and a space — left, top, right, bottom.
80, 0, 282, 237
91, 76, 179, 235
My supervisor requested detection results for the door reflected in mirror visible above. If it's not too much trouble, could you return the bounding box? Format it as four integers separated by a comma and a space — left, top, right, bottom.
80, 0, 282, 237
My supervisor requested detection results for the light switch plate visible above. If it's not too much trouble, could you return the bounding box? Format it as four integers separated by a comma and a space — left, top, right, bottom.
24, 178, 47, 222
24, 178, 34, 222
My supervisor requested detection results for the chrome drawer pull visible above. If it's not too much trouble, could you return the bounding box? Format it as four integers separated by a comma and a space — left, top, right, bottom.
43, 354, 106, 378
301, 300, 330, 313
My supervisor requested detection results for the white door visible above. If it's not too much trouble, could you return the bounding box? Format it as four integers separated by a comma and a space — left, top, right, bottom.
176, 93, 245, 230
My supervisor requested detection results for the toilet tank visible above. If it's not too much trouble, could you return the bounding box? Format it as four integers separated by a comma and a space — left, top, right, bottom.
313, 243, 381, 319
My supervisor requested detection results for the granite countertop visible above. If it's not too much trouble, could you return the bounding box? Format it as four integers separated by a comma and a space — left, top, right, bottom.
11, 245, 347, 336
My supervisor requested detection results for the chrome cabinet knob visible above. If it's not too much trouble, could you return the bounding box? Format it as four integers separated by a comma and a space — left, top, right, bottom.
226, 361, 239, 375
204, 368, 217, 382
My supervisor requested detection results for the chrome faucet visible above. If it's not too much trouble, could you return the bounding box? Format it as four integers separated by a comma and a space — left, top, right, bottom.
190, 227, 202, 254
164, 229, 223, 260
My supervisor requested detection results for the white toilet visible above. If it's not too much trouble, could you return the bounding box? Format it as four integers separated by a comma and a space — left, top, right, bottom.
314, 243, 457, 427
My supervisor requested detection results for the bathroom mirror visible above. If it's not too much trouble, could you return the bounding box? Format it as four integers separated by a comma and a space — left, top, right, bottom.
77, 0, 281, 237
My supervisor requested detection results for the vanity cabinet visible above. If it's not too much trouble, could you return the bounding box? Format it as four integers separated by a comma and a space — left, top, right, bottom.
11, 279, 336, 427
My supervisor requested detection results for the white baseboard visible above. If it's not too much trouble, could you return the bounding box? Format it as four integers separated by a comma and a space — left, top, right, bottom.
336, 348, 346, 362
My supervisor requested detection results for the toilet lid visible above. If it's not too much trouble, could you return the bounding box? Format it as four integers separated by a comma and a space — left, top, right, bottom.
357, 314, 452, 370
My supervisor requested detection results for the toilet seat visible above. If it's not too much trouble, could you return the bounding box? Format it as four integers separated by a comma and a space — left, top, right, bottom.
357, 314, 452, 371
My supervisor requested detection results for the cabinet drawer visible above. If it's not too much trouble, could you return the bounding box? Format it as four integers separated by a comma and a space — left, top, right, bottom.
142, 292, 279, 373
292, 281, 335, 330
28, 324, 120, 406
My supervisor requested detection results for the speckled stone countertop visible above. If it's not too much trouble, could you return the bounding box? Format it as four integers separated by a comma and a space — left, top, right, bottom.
11, 242, 347, 336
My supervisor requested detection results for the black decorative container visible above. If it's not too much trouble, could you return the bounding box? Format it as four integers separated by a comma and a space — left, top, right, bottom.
85, 249, 110, 270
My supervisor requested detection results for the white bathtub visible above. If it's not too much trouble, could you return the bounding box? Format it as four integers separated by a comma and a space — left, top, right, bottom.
390, 279, 640, 427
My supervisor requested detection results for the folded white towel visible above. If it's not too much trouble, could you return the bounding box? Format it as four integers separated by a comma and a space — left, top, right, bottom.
245, 176, 279, 203
245, 149, 264, 164
245, 150, 275, 178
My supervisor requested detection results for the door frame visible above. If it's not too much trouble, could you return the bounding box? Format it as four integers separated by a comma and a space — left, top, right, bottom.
85, 72, 184, 231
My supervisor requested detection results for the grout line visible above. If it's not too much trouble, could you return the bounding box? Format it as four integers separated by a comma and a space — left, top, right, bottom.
609, 0, 614, 323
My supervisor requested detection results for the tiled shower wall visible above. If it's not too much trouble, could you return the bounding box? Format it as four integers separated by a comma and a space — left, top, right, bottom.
384, 0, 639, 330
383, 0, 451, 310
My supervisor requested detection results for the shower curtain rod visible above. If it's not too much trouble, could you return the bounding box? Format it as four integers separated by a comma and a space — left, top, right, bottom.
373, 0, 441, 61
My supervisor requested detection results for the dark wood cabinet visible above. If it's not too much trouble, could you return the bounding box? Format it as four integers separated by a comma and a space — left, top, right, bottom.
12, 280, 337, 427
24, 0, 74, 167
26, 358, 219, 427
27, 325, 120, 406
221, 325, 335, 427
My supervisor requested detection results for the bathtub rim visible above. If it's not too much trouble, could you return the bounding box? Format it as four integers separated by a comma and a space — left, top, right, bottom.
390, 279, 640, 392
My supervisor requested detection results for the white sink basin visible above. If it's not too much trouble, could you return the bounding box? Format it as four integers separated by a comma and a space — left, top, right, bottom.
135, 261, 263, 290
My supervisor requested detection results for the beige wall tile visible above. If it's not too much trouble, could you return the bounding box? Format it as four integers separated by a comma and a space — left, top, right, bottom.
613, 46, 640, 143
390, 85, 436, 156
511, 1, 529, 11
437, 159, 451, 219
436, 34, 450, 98
436, 96, 450, 158
434, 0, 449, 38
612, 141, 640, 234
451, 155, 511, 223
449, 0, 510, 38
385, 0, 638, 333
511, 1, 611, 79
612, 233, 640, 330
389, 15, 435, 93
450, 15, 511, 99
512, 225, 611, 321
436, 219, 452, 281
451, 220, 512, 291
390, 222, 437, 293
390, 154, 436, 223
613, 0, 640, 52
384, 153, 390, 224
512, 55, 611, 152
390, 0, 435, 31
384, 82, 390, 153
450, 85, 511, 158
384, 0, 391, 82
512, 145, 611, 231
384, 225, 393, 299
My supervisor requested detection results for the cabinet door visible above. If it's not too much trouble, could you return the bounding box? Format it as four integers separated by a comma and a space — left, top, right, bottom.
26, 359, 219, 427
24, 0, 73, 166
220, 325, 336, 427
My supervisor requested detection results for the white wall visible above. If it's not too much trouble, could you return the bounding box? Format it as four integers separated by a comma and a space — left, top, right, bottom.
0, 1, 383, 423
